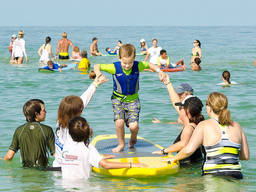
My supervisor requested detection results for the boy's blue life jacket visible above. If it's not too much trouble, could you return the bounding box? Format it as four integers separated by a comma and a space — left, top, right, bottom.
113, 61, 139, 95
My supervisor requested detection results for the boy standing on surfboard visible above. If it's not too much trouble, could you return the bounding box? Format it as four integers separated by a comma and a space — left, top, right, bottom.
94, 44, 165, 152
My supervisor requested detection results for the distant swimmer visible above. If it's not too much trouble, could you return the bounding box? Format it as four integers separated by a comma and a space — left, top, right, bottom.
105, 47, 117, 55
78, 50, 90, 73
55, 32, 74, 60
43, 60, 67, 72
139, 39, 148, 55
90, 37, 102, 56
8, 34, 17, 59
191, 40, 202, 64
10, 30, 28, 64
144, 38, 162, 65
71, 46, 82, 60
191, 58, 201, 71
217, 70, 238, 86
38, 36, 53, 64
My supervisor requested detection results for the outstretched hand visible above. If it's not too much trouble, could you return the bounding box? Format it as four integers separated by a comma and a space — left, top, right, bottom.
162, 73, 171, 85
94, 74, 108, 87
158, 71, 166, 82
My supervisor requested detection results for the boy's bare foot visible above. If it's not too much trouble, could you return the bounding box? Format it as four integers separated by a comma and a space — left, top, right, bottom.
112, 145, 124, 153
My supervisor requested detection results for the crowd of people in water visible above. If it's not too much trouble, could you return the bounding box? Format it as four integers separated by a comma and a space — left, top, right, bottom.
2, 30, 250, 180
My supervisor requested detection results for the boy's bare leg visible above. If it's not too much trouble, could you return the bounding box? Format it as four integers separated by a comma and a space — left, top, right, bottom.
129, 121, 138, 148
112, 119, 125, 153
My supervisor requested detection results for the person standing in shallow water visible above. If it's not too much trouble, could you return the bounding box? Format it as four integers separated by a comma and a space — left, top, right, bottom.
55, 32, 74, 60
191, 40, 202, 64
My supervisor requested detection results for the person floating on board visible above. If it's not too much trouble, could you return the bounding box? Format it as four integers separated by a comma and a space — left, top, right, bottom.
94, 44, 165, 152
105, 47, 117, 55
164, 92, 249, 179
157, 49, 185, 70
55, 32, 74, 60
61, 116, 146, 180
1, 99, 55, 168
78, 50, 91, 73
43, 60, 67, 72
90, 37, 102, 56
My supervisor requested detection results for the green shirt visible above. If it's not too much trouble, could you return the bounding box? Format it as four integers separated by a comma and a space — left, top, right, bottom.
99, 61, 149, 102
9, 122, 55, 168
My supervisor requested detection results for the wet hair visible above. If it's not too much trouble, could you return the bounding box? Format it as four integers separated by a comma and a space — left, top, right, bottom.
194, 58, 201, 65
68, 116, 93, 147
160, 49, 167, 55
222, 71, 231, 84
195, 40, 201, 48
118, 44, 136, 59
105, 47, 110, 52
45, 36, 51, 45
73, 46, 80, 52
183, 97, 204, 125
81, 50, 88, 58
118, 40, 122, 44
23, 99, 44, 122
206, 92, 232, 126
92, 37, 97, 42
57, 96, 84, 129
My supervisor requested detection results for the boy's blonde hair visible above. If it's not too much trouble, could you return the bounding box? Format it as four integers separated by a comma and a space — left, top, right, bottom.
118, 44, 136, 59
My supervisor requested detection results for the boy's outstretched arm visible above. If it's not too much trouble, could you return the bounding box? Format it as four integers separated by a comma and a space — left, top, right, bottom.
94, 64, 102, 76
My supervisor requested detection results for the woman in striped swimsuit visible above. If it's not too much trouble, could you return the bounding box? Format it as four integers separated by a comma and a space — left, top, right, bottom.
166, 92, 249, 179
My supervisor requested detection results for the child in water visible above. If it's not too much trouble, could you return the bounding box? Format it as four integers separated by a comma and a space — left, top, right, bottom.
157, 49, 170, 68
191, 58, 201, 71
61, 116, 146, 179
94, 44, 165, 152
71, 46, 82, 60
217, 70, 237, 86
78, 50, 90, 72
105, 47, 117, 55
43, 60, 67, 72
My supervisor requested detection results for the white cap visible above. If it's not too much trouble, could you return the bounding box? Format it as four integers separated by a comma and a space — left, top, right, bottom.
140, 39, 145, 43
12, 34, 17, 38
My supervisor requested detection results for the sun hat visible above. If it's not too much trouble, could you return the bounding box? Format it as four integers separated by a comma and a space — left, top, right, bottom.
176, 83, 193, 94
140, 39, 145, 43
11, 34, 17, 38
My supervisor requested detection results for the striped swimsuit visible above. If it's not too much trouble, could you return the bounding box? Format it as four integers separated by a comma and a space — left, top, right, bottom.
203, 119, 242, 179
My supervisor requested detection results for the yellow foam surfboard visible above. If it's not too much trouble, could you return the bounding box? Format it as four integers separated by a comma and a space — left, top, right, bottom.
92, 134, 179, 178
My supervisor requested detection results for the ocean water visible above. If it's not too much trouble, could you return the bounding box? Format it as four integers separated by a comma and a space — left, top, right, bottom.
0, 26, 255, 191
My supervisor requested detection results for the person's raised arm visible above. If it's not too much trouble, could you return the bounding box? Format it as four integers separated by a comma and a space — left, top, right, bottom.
4, 150, 15, 160
162, 75, 181, 113
238, 123, 250, 160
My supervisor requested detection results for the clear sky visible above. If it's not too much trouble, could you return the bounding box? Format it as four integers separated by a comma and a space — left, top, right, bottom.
1, 0, 255, 26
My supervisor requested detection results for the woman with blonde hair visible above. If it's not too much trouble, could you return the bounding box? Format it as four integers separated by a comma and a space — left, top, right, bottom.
166, 92, 249, 179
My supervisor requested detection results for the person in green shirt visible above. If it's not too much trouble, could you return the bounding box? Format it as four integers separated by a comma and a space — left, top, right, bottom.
94, 44, 165, 152
3, 99, 55, 168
